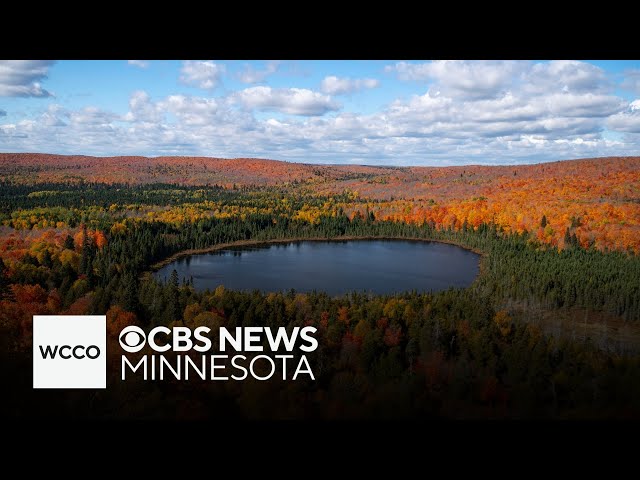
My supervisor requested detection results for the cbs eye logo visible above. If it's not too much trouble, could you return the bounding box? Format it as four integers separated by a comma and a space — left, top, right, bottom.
119, 326, 146, 353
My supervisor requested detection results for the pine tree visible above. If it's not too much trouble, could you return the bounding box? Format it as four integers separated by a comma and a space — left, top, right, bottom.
64, 234, 75, 250
80, 227, 92, 275
170, 269, 179, 289
42, 249, 53, 268
166, 269, 180, 321
121, 273, 140, 314
571, 233, 578, 247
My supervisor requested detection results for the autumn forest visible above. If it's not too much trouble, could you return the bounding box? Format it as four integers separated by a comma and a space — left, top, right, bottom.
1, 153, 639, 419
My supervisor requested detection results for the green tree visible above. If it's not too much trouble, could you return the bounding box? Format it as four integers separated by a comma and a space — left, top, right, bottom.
63, 234, 75, 250
121, 273, 140, 314
165, 269, 181, 322
80, 226, 96, 283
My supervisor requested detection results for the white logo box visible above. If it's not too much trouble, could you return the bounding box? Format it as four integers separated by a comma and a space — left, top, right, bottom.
33, 315, 106, 389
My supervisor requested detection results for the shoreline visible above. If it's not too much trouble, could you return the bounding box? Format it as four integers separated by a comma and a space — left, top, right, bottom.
145, 235, 486, 277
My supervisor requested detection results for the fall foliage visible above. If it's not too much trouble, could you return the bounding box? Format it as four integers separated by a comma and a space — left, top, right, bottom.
0, 153, 639, 419
2, 154, 638, 252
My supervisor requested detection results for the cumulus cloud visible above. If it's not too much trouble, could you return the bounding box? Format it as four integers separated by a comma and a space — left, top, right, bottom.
386, 60, 525, 99
235, 86, 340, 116
40, 104, 68, 127
524, 60, 610, 95
0, 60, 55, 97
69, 107, 118, 128
161, 95, 221, 125
128, 60, 150, 68
237, 61, 280, 84
606, 100, 640, 133
320, 76, 379, 95
387, 60, 612, 100
543, 92, 623, 118
180, 61, 225, 90
124, 91, 164, 123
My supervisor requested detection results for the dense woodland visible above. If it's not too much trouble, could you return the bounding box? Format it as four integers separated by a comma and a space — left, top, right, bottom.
1, 155, 639, 419
2, 154, 639, 252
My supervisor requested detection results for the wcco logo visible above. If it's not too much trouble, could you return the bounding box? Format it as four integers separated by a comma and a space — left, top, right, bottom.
33, 315, 106, 389
39, 344, 101, 360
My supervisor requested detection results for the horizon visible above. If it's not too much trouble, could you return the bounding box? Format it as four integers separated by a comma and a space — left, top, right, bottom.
1, 60, 640, 165
1, 151, 637, 170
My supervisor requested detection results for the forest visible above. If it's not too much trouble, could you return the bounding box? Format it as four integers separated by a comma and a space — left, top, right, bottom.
0, 154, 639, 419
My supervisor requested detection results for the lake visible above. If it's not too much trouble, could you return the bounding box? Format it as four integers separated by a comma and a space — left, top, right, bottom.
154, 240, 480, 295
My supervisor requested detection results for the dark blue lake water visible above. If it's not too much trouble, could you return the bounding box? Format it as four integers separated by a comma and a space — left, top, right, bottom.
154, 240, 480, 295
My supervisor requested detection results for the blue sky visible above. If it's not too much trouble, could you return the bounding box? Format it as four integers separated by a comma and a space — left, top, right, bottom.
1, 60, 640, 165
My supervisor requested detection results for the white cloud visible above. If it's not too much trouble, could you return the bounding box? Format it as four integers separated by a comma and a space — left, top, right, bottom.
40, 104, 68, 127
124, 91, 164, 123
606, 100, 640, 133
237, 61, 280, 84
128, 60, 150, 69
0, 60, 55, 97
69, 107, 118, 128
320, 76, 379, 95
542, 92, 623, 118
387, 60, 525, 99
524, 60, 610, 95
387, 60, 612, 101
180, 61, 226, 90
235, 86, 340, 116
161, 95, 221, 126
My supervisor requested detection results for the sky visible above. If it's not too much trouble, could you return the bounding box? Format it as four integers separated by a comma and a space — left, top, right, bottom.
1, 59, 640, 166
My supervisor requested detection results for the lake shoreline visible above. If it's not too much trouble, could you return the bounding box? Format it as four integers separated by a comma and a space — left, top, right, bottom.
144, 235, 486, 279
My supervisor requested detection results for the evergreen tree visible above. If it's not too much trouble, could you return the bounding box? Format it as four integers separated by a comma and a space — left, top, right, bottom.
166, 269, 180, 322
571, 233, 578, 247
41, 249, 53, 268
80, 227, 91, 274
121, 273, 140, 314
63, 234, 75, 250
